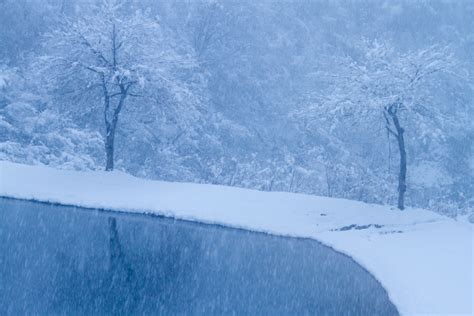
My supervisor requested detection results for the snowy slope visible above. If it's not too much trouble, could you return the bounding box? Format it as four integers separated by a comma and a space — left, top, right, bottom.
0, 161, 472, 315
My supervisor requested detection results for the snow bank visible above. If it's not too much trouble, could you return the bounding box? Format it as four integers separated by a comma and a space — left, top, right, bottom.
0, 161, 472, 315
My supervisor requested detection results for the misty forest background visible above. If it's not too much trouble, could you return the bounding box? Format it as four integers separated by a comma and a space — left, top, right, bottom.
0, 0, 472, 215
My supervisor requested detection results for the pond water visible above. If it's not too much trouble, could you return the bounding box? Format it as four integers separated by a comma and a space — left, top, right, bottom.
0, 197, 398, 315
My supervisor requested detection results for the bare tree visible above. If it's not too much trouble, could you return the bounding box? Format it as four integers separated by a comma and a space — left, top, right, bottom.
36, 0, 198, 170
299, 40, 459, 210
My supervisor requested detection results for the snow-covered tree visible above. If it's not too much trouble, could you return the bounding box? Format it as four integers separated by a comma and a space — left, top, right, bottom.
35, 0, 201, 171
299, 41, 463, 210
0, 65, 103, 169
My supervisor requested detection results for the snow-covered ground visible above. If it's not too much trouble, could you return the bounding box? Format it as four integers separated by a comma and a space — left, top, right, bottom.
0, 161, 472, 315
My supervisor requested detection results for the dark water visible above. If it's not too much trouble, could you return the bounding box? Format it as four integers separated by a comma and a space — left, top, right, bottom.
0, 198, 398, 315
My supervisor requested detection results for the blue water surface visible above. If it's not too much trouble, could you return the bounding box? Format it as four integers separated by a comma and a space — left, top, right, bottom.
0, 197, 398, 315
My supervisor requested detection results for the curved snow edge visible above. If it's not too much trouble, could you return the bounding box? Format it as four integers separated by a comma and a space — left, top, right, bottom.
0, 161, 472, 315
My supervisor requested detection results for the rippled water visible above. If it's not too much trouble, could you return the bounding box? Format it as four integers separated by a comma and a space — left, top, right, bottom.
0, 197, 398, 315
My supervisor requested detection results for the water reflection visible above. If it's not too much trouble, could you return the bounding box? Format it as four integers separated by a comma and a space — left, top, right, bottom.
0, 198, 398, 315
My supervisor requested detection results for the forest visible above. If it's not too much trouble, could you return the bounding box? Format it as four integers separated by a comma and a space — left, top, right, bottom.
0, 0, 472, 215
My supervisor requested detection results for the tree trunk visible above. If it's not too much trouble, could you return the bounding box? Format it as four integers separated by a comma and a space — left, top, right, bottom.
103, 86, 126, 172
388, 109, 407, 210
105, 122, 117, 171
395, 130, 407, 210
